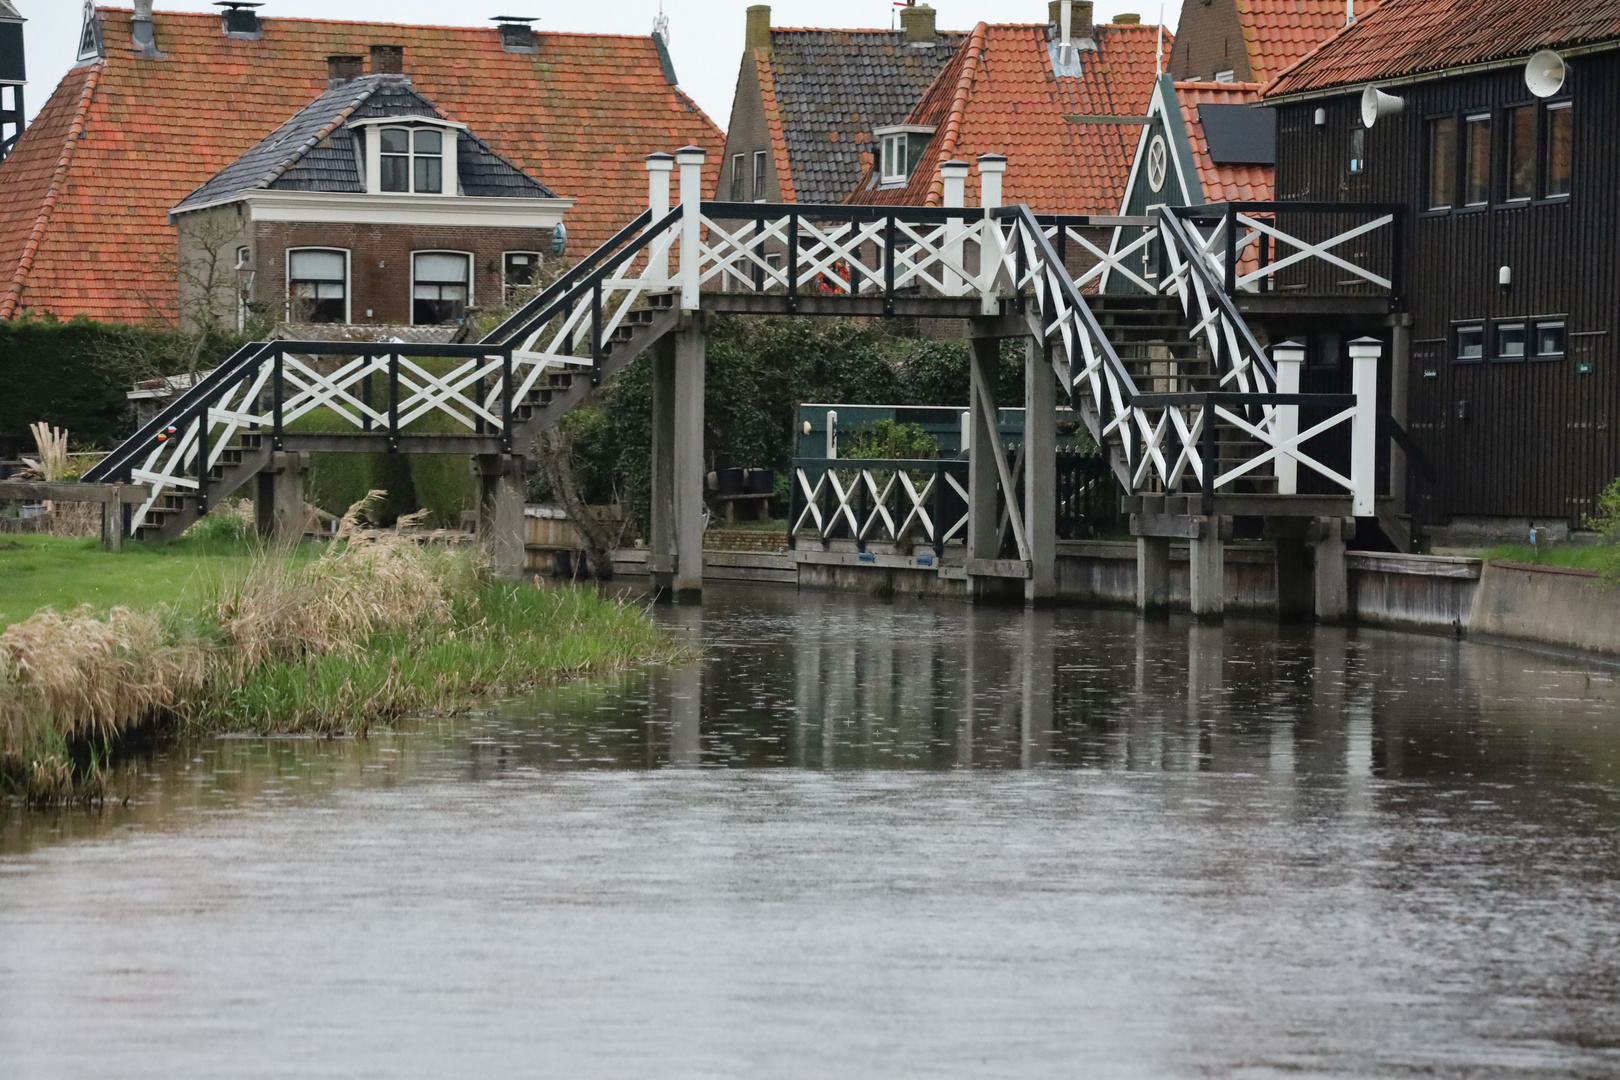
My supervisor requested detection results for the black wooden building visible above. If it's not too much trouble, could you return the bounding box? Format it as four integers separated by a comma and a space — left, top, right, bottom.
1264, 1, 1620, 531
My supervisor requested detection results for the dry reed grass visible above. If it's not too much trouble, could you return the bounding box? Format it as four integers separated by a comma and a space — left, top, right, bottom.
1, 492, 625, 804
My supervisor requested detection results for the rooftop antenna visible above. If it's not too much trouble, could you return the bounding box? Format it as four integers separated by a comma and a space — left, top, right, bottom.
893, 1, 910, 33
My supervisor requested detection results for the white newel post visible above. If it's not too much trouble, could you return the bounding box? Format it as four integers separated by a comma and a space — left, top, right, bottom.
941, 160, 969, 297
1272, 340, 1305, 496
676, 146, 706, 311
646, 152, 674, 285
1348, 336, 1381, 517
975, 154, 1006, 316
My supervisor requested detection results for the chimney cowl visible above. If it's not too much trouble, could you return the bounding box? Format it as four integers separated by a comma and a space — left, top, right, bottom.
1049, 1, 1096, 38
900, 4, 937, 44
492, 16, 538, 54
745, 5, 771, 53
214, 1, 263, 41
327, 54, 363, 88
369, 44, 405, 75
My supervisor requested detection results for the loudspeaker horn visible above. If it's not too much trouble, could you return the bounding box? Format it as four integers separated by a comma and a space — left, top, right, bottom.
1525, 49, 1567, 98
1360, 85, 1406, 129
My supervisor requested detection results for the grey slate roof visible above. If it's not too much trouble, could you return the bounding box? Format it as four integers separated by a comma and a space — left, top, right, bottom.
0, 2, 23, 20
768, 29, 964, 205
173, 75, 555, 214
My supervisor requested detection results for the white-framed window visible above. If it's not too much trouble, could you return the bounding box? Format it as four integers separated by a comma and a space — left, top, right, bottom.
1214, 69, 1235, 83
875, 125, 935, 186
730, 153, 746, 201
380, 127, 445, 193
1533, 319, 1566, 360
287, 248, 349, 324
1454, 323, 1485, 363
503, 251, 542, 300
752, 150, 768, 201
412, 251, 472, 325
881, 133, 909, 184
356, 116, 462, 196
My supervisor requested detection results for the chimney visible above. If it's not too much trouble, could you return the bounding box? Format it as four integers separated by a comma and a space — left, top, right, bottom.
1049, 1, 1095, 39
900, 4, 938, 43
1114, 12, 1141, 24
327, 54, 363, 88
130, 0, 161, 55
216, 2, 263, 42
492, 16, 538, 54
369, 44, 405, 75
745, 6, 771, 53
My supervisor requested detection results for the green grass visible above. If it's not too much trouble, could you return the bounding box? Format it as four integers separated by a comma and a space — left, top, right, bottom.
201, 584, 678, 734
1479, 543, 1620, 572
0, 534, 304, 628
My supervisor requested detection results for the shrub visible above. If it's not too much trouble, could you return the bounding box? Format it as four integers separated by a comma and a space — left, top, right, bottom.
841, 420, 940, 460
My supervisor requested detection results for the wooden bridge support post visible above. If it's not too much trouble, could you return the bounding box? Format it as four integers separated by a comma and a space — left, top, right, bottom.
1275, 538, 1313, 621
648, 334, 677, 595
254, 451, 307, 545
476, 454, 527, 582
1390, 317, 1411, 513
966, 333, 1002, 601
1188, 517, 1225, 622
672, 315, 707, 602
1024, 339, 1058, 606
1313, 517, 1351, 624
1136, 536, 1171, 613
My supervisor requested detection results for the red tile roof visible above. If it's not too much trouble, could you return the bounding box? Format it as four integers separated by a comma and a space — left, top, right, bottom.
1237, 0, 1379, 85
752, 48, 798, 204
848, 21, 1169, 213
0, 7, 723, 323
1268, 0, 1620, 97
1175, 81, 1274, 202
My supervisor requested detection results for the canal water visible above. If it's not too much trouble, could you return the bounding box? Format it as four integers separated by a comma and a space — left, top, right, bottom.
3, 587, 1620, 1079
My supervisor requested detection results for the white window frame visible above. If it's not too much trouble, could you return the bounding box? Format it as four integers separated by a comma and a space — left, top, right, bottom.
353, 115, 464, 197
410, 249, 474, 326
285, 246, 351, 325
730, 153, 746, 201
752, 150, 768, 202
501, 250, 543, 301
1214, 69, 1235, 83
873, 125, 936, 186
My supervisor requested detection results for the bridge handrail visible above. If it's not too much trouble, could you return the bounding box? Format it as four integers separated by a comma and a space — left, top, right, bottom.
82, 340, 276, 483
486, 205, 684, 357
1169, 201, 1406, 302
996, 204, 1140, 402
1156, 208, 1278, 387
480, 209, 653, 347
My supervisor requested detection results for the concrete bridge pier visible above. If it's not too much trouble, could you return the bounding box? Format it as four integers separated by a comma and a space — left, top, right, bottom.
1313, 517, 1352, 624
1188, 517, 1226, 622
1137, 537, 1171, 614
254, 451, 307, 545
648, 315, 706, 603
476, 453, 527, 581
1023, 339, 1058, 607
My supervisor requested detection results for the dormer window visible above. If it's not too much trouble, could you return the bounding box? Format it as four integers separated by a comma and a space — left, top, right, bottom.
874, 125, 937, 186
352, 116, 465, 197
380, 128, 443, 193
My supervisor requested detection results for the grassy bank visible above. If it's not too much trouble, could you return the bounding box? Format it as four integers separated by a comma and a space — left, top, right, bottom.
1478, 544, 1620, 576
0, 508, 681, 803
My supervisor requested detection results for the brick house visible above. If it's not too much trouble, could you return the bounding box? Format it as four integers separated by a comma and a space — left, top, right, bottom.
719, 3, 966, 205
1168, 0, 1379, 85
846, 3, 1167, 213
0, 4, 722, 324
169, 70, 572, 336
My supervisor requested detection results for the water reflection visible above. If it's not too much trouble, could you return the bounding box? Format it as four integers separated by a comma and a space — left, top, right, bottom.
4, 588, 1620, 1078
450, 588, 1620, 796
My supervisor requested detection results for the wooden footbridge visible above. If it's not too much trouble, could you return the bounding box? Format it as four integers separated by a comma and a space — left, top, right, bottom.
83, 148, 1414, 620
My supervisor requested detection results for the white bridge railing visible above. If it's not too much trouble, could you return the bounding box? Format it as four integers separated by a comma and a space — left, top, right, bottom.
790, 458, 970, 551
88, 152, 1394, 534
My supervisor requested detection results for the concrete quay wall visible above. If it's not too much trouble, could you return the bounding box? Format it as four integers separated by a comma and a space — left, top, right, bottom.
602, 539, 1620, 660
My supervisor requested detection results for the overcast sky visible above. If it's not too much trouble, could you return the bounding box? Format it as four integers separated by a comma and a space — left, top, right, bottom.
15, 1, 1178, 129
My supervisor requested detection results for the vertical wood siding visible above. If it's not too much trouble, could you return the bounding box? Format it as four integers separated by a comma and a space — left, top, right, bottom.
1274, 53, 1620, 524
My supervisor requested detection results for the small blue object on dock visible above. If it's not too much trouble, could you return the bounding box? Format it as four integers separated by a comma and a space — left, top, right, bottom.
915, 555, 934, 567
859, 552, 876, 563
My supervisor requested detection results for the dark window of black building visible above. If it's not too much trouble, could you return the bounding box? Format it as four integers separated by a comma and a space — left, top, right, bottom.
1505, 104, 1535, 201
1545, 102, 1573, 197
1428, 116, 1456, 210
1463, 113, 1491, 206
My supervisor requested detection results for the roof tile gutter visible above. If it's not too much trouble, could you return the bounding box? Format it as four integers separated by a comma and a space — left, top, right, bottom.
1, 62, 102, 320
1266, 38, 1620, 104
